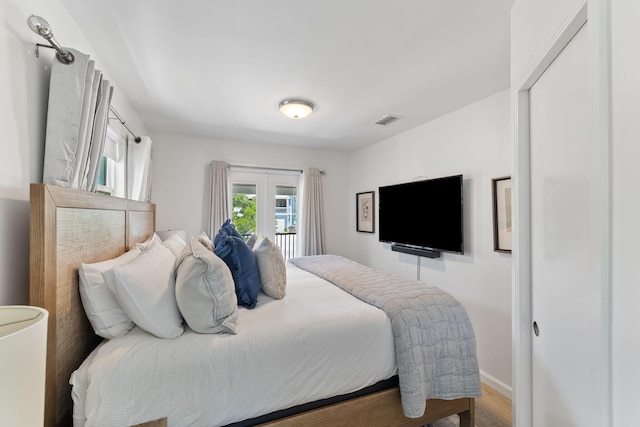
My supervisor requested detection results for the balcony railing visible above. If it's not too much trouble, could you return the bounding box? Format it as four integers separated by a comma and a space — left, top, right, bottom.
243, 232, 297, 260
274, 232, 297, 260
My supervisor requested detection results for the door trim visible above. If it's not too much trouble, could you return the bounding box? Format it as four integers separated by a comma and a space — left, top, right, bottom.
512, 1, 612, 426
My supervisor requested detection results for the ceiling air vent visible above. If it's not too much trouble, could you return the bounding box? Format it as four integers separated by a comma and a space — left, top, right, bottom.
374, 115, 401, 126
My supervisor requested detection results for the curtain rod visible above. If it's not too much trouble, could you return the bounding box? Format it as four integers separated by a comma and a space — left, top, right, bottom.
228, 164, 326, 174
109, 106, 142, 143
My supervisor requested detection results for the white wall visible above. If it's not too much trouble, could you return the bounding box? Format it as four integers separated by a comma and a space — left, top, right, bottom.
349, 90, 513, 394
611, 1, 640, 424
0, 0, 146, 305
150, 133, 351, 257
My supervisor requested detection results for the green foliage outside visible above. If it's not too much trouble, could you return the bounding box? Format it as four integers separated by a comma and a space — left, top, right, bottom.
231, 193, 256, 236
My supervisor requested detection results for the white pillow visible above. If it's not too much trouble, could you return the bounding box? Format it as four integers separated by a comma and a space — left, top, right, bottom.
79, 248, 140, 339
162, 233, 187, 258
102, 241, 184, 339
135, 233, 162, 251
197, 231, 214, 251
175, 238, 238, 334
253, 236, 287, 299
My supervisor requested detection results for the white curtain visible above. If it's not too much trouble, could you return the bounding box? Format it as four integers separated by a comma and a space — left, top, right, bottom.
42, 48, 113, 191
209, 160, 229, 237
299, 167, 325, 256
127, 135, 153, 202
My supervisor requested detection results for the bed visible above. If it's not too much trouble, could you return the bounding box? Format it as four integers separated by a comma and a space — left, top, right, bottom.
29, 183, 480, 427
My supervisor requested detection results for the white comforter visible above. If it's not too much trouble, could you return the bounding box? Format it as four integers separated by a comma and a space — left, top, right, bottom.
71, 262, 396, 427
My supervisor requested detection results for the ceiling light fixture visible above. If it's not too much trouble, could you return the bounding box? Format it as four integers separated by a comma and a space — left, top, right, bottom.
279, 98, 314, 119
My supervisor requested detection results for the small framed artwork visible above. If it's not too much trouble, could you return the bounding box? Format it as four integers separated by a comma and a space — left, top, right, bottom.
356, 191, 375, 233
492, 176, 512, 253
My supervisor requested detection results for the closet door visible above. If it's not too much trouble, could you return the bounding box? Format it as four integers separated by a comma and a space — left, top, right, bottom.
529, 23, 602, 426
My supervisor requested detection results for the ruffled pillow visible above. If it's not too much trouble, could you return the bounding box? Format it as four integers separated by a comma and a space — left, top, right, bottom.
213, 230, 261, 308
214, 218, 242, 246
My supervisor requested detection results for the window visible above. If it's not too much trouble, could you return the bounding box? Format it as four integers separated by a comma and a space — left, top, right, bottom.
229, 171, 299, 259
96, 125, 126, 197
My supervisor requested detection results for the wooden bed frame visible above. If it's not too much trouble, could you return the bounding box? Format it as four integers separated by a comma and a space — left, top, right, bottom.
29, 183, 475, 427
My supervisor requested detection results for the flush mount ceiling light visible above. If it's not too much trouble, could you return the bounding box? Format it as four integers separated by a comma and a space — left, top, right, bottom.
279, 98, 314, 119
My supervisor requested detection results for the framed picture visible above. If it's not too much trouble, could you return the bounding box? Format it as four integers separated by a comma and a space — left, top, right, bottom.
492, 176, 512, 253
356, 191, 375, 233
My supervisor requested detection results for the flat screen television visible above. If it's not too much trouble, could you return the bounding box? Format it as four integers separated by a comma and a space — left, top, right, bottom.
378, 174, 463, 255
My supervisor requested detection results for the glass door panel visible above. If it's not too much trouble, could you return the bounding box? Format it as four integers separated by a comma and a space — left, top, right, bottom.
228, 171, 299, 259
231, 183, 257, 241
275, 185, 297, 259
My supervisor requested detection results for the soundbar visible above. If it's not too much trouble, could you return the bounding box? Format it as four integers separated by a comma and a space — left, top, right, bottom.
391, 244, 441, 259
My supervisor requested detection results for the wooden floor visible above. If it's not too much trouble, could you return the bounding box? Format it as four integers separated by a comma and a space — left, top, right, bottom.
474, 383, 512, 427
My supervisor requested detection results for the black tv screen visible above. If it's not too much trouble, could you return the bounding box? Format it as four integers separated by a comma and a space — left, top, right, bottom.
378, 174, 463, 254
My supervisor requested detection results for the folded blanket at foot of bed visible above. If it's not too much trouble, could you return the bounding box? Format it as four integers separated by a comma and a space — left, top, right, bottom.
289, 254, 482, 418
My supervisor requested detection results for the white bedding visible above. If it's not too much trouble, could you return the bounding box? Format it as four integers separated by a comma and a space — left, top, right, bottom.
71, 262, 396, 427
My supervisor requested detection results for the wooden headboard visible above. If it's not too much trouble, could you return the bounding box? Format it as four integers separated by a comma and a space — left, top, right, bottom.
29, 184, 156, 427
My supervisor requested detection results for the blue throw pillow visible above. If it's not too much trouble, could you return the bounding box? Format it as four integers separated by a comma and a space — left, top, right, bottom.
213, 230, 240, 274
232, 235, 261, 305
214, 219, 242, 247
213, 230, 261, 308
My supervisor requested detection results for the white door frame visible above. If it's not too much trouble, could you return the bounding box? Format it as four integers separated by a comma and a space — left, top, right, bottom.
512, 1, 612, 425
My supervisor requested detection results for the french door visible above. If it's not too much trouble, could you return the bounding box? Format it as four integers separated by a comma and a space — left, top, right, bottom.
228, 170, 299, 259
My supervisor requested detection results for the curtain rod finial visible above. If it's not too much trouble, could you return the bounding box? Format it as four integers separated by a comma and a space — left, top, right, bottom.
27, 14, 75, 64
27, 15, 52, 38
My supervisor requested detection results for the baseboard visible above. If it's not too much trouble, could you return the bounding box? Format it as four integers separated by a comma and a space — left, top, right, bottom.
480, 370, 512, 399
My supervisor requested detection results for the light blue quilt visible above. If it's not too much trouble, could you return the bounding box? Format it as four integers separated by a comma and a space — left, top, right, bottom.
289, 254, 481, 418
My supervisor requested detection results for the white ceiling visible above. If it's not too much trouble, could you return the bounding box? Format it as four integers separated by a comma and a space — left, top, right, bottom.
60, 0, 514, 153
